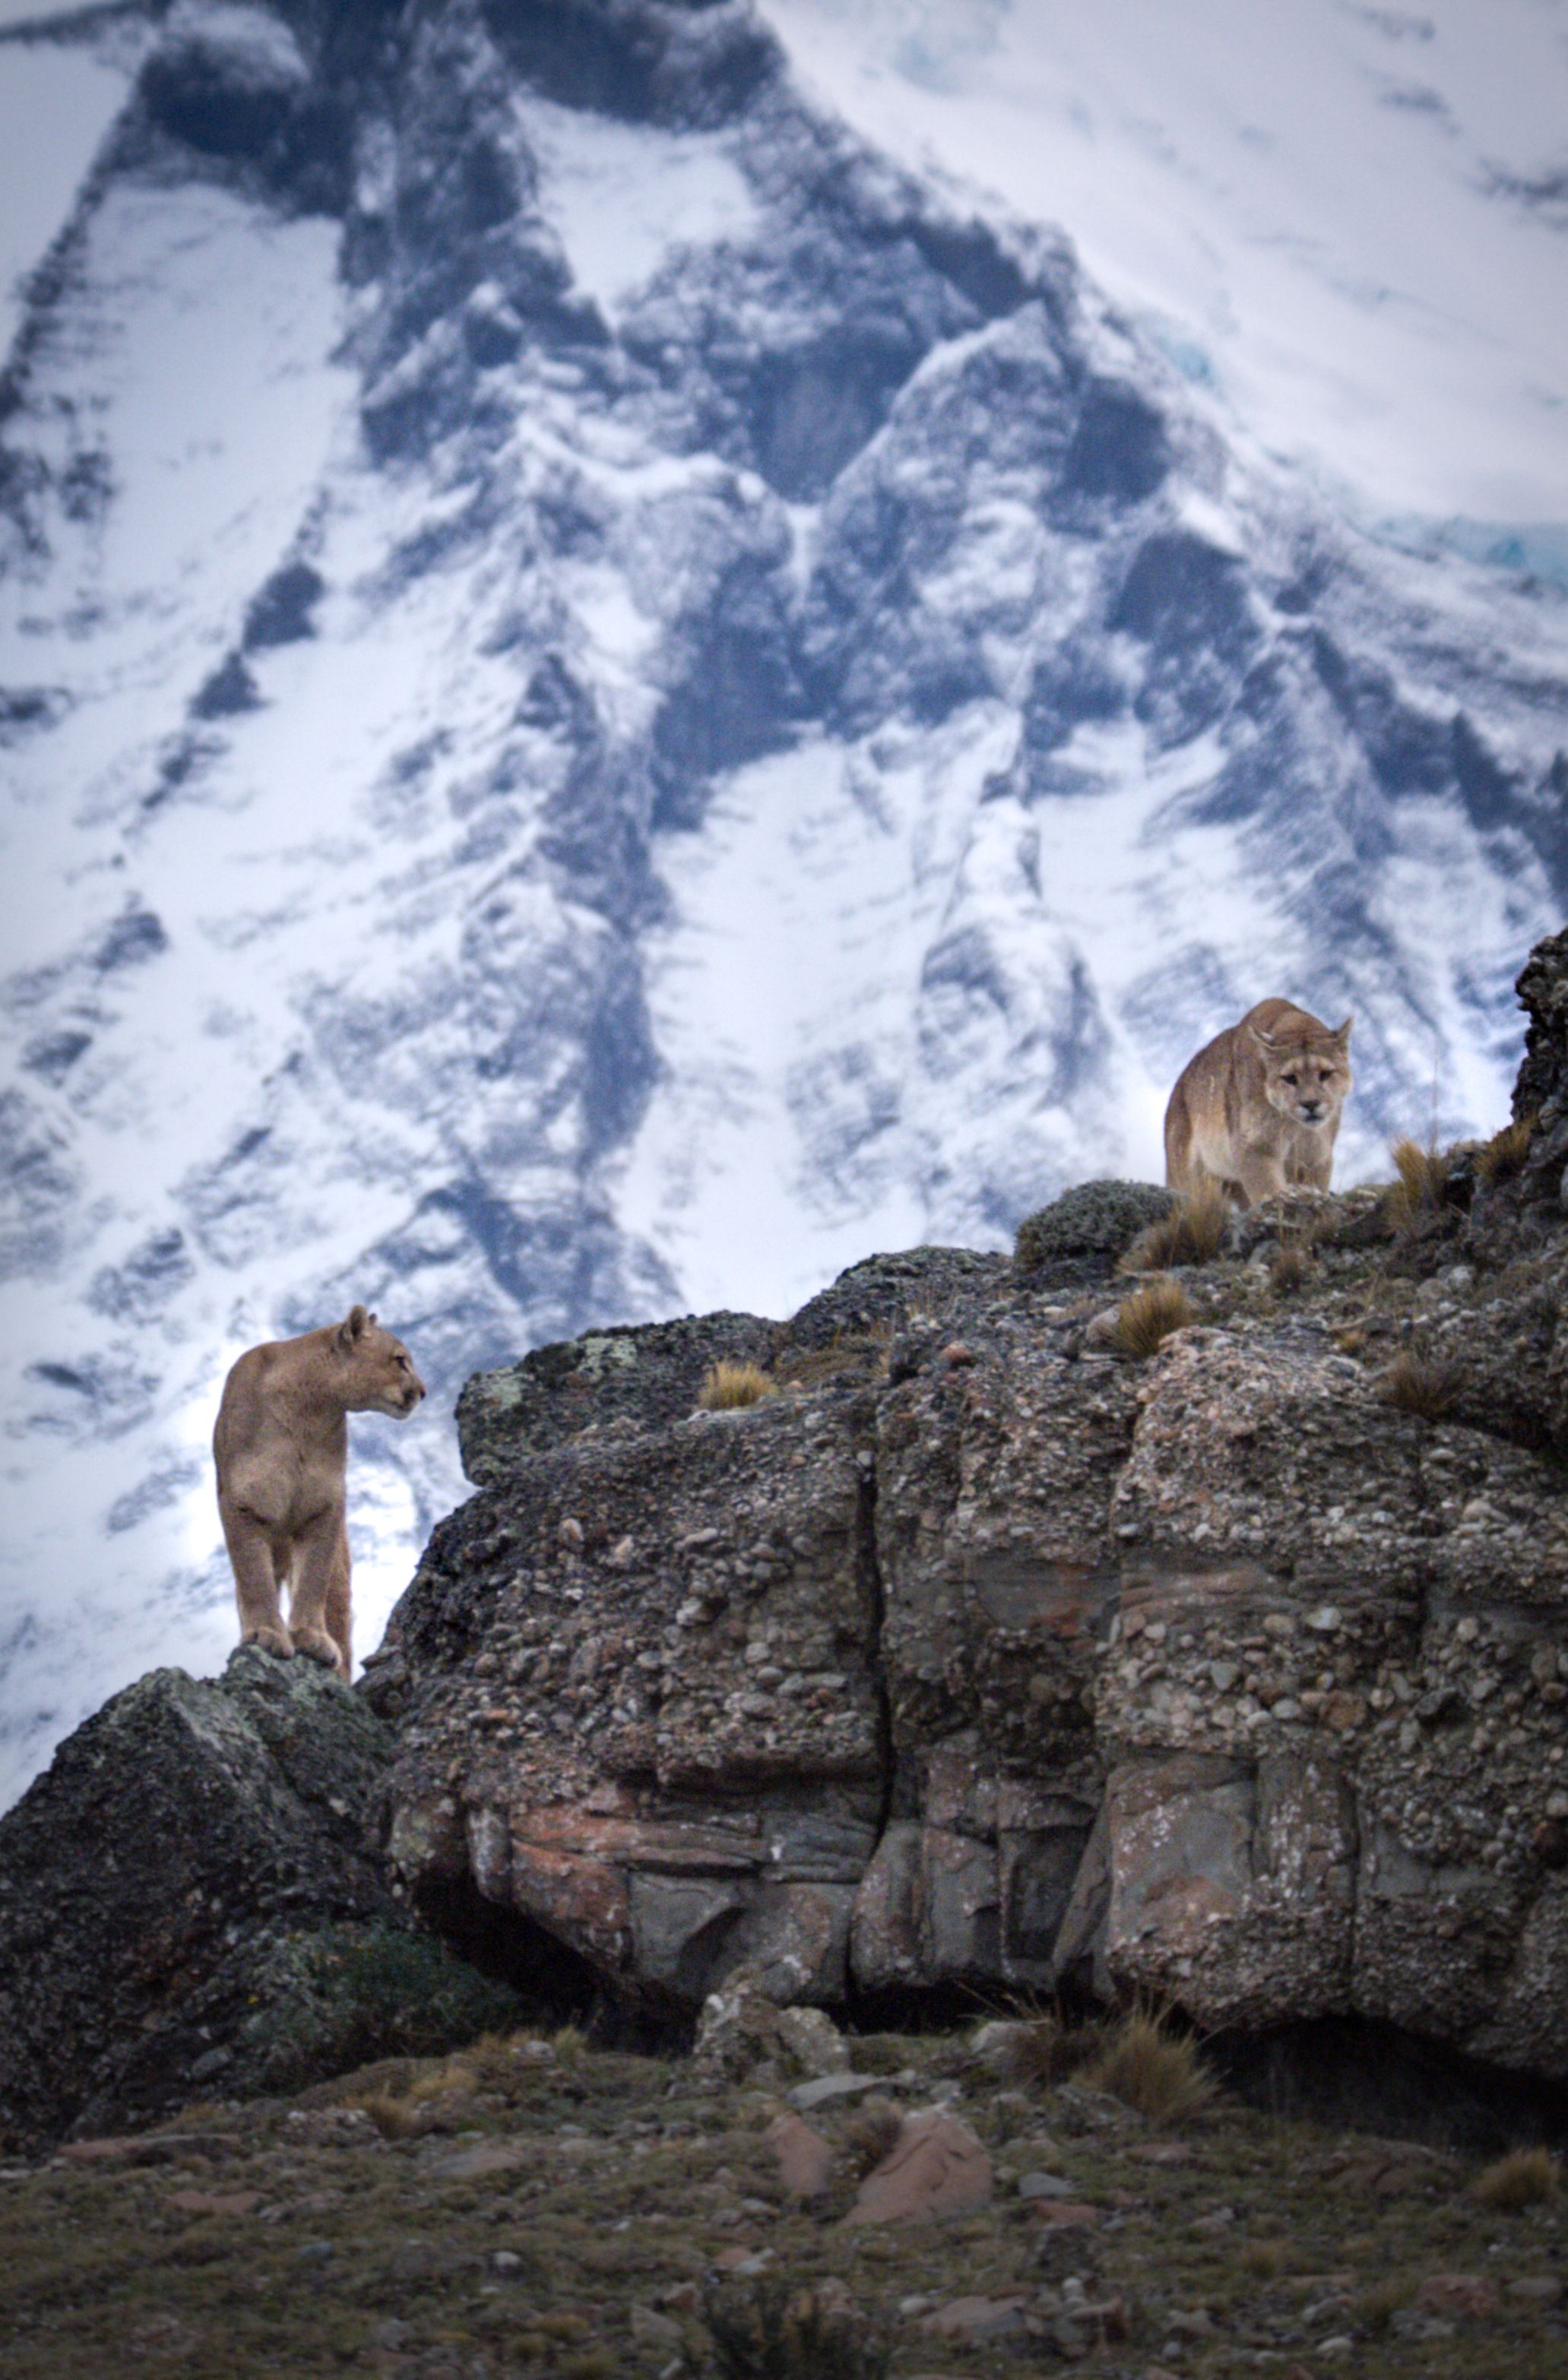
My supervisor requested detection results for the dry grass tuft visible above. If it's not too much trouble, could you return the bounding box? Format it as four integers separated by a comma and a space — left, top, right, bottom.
1471, 2146, 1560, 2210
1121, 1181, 1231, 1273
698, 1359, 778, 1410
843, 2098, 905, 2177
347, 2087, 421, 2140
1269, 1235, 1313, 1294
1080, 2005, 1218, 2127
1239, 2238, 1291, 2280
1109, 1276, 1195, 1359
1475, 1112, 1536, 1183
1379, 1350, 1460, 1421
551, 2022, 589, 2067
1384, 1136, 1449, 1229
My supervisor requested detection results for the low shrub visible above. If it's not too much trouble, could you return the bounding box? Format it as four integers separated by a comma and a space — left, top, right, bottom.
704, 2272, 889, 2380
698, 1359, 777, 1410
1110, 1276, 1194, 1357
1121, 1179, 1231, 1272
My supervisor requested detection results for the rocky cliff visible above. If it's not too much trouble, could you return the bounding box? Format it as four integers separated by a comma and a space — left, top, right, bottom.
6, 925, 1568, 2148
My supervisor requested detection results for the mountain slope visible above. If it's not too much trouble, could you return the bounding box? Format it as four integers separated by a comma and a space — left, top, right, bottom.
1, 0, 1564, 1803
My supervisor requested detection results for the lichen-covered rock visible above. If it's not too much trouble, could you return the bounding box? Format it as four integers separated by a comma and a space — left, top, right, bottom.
1013, 1179, 1174, 1276
0, 1649, 514, 2147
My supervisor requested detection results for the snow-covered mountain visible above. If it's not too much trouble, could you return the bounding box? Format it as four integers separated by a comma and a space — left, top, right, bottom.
2, 0, 1565, 1806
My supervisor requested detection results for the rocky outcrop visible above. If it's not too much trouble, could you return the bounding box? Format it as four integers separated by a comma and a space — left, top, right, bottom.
0, 1649, 516, 2148
366, 929, 1568, 2084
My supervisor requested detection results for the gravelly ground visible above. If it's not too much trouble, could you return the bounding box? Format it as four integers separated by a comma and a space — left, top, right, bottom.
1, 2024, 1563, 2379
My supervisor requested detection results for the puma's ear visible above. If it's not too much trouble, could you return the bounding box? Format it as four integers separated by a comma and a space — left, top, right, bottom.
368, 1311, 379, 1328
1248, 1024, 1282, 1052
337, 1303, 369, 1351
1332, 1016, 1353, 1046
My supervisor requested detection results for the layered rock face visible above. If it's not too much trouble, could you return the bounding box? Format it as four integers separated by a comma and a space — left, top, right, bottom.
369, 935, 1568, 2078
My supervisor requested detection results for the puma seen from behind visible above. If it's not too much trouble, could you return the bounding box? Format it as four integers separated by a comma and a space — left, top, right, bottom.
214, 1305, 426, 1678
1165, 998, 1353, 1210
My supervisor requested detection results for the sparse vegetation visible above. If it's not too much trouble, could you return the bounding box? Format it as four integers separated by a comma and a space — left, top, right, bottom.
1471, 2145, 1560, 2209
1081, 2005, 1218, 2126
1385, 1135, 1451, 1229
698, 1359, 778, 1410
4, 2020, 1567, 2378
1475, 1112, 1537, 1182
1109, 1274, 1195, 1357
704, 2272, 890, 2380
1121, 1179, 1231, 1272
1380, 1350, 1461, 1420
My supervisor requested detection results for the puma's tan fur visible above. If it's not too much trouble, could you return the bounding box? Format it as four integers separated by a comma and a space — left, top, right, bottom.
1164, 998, 1353, 1211
214, 1305, 425, 1678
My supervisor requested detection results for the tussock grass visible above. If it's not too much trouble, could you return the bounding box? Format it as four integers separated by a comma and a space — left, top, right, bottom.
1475, 1112, 1537, 1183
1239, 2238, 1291, 2279
1080, 2005, 1218, 2127
843, 2097, 904, 2176
1384, 1136, 1449, 1229
698, 1360, 778, 1410
1471, 2146, 1560, 2209
1379, 1350, 1460, 1421
1122, 1180, 1231, 1273
1109, 1275, 1195, 1358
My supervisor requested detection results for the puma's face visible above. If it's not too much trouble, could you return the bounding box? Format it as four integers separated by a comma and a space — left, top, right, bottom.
1260, 1037, 1352, 1131
336, 1305, 426, 1417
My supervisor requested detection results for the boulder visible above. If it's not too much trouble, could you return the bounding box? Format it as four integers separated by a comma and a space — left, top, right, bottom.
0, 1648, 514, 2147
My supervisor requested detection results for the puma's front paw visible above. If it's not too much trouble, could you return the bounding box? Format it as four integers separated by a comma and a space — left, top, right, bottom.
291, 1625, 344, 1671
242, 1625, 294, 1660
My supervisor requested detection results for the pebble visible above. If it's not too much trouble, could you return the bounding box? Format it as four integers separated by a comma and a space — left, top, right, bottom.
1017, 2171, 1075, 2200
